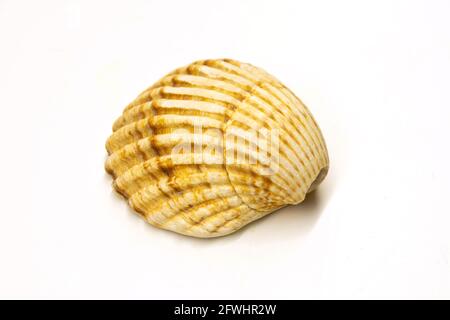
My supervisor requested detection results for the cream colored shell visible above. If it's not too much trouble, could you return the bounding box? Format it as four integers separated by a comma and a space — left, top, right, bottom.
105, 59, 329, 238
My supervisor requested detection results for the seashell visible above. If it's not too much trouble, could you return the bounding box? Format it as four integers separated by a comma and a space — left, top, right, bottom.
105, 59, 329, 238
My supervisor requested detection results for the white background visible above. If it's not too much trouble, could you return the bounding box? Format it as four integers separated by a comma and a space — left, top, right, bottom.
0, 0, 449, 299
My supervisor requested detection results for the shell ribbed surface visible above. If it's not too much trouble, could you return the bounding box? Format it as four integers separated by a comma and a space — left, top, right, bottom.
105, 59, 329, 238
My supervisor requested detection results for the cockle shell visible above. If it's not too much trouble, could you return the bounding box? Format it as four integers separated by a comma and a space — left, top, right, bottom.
105, 59, 329, 238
